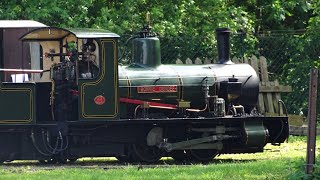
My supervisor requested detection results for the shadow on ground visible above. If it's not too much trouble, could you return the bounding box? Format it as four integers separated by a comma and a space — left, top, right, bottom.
0, 157, 257, 170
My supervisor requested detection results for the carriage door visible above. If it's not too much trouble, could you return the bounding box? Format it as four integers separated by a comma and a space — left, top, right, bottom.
79, 39, 119, 120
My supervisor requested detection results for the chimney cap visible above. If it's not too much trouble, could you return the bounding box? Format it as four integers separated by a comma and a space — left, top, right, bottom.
216, 28, 231, 33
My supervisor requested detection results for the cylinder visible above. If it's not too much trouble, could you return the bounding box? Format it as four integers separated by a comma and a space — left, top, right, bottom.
132, 37, 161, 67
216, 28, 231, 64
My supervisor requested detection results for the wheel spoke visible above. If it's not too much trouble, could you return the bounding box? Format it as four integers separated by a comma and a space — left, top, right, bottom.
187, 149, 218, 162
38, 158, 57, 164
131, 144, 164, 163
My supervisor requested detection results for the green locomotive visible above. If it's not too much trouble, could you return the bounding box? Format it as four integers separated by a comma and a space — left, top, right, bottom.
0, 22, 289, 163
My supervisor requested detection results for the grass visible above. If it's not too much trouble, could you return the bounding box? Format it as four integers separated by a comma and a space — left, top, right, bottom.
0, 160, 296, 180
0, 136, 317, 180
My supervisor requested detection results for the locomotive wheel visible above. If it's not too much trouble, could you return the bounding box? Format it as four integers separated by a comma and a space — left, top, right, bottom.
56, 158, 68, 164
38, 158, 57, 164
56, 158, 75, 164
68, 158, 78, 163
116, 144, 134, 163
56, 157, 78, 164
170, 150, 191, 162
131, 144, 164, 163
116, 155, 133, 163
39, 158, 77, 164
187, 149, 218, 163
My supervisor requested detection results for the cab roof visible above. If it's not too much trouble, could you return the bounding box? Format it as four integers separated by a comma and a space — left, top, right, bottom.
20, 27, 120, 41
0, 20, 46, 28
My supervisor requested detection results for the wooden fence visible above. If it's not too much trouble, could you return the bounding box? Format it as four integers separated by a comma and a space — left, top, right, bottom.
290, 125, 320, 136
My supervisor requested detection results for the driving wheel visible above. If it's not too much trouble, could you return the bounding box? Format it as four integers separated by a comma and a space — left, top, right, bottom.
187, 149, 218, 163
130, 143, 164, 163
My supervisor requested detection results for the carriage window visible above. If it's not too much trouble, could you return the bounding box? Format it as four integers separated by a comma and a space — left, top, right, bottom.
30, 42, 43, 81
78, 39, 99, 79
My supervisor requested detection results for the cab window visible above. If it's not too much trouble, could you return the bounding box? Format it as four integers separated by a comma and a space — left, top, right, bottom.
78, 39, 100, 79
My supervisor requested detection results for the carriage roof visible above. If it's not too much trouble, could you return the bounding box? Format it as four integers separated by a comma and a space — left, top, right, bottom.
20, 26, 120, 41
0, 20, 46, 28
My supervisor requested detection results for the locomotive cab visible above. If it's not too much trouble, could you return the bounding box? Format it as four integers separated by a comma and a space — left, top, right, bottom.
1, 27, 120, 124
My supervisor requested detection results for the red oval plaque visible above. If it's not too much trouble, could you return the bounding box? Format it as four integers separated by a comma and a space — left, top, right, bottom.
94, 95, 106, 105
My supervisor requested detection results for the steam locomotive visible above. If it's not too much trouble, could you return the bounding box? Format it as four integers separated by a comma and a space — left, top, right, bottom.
0, 21, 289, 163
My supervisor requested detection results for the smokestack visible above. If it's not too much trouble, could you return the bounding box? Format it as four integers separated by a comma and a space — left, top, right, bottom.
216, 28, 232, 64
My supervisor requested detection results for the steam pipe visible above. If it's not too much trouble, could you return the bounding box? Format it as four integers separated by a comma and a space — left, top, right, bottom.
216, 28, 232, 64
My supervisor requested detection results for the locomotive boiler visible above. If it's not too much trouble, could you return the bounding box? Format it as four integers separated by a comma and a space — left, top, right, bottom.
0, 21, 289, 163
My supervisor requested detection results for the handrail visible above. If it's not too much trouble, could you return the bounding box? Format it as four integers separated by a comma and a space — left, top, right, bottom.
0, 68, 43, 73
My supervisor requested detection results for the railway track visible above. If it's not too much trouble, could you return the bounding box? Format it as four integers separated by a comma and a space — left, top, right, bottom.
0, 146, 311, 171
0, 158, 202, 171
0, 158, 270, 171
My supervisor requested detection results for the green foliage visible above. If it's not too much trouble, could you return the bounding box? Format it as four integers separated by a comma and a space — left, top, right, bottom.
0, 0, 316, 52
0, 0, 93, 27
288, 158, 320, 180
281, 33, 320, 115
0, 0, 316, 61
238, 0, 311, 31
91, 0, 259, 62
0, 0, 258, 61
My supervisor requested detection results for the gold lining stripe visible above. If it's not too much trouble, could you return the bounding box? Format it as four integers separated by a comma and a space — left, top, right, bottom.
81, 39, 118, 118
167, 66, 182, 100
0, 88, 33, 123
206, 65, 218, 94
119, 66, 131, 97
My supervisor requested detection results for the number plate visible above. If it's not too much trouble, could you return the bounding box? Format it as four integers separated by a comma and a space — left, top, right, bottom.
137, 86, 177, 93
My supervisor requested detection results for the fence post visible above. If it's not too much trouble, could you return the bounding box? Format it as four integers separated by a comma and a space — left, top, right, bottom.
306, 68, 318, 175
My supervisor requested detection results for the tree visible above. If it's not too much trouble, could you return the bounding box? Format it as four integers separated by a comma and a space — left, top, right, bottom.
0, 0, 94, 27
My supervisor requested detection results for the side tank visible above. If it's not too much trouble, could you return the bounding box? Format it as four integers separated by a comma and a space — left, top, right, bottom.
118, 27, 259, 115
